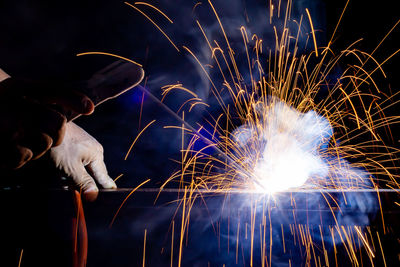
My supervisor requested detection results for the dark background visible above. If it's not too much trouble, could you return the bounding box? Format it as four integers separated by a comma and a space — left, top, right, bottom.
1, 0, 400, 266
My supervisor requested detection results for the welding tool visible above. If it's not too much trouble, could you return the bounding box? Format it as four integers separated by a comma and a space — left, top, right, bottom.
67, 60, 144, 121
53, 60, 144, 201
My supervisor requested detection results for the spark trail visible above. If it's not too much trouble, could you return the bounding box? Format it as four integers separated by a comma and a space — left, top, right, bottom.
154, 0, 400, 265
84, 0, 400, 265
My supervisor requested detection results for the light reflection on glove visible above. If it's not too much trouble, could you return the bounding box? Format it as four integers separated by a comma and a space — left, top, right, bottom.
50, 122, 116, 201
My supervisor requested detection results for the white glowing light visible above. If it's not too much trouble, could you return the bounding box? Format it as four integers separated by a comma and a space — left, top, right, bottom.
233, 99, 332, 193
252, 134, 327, 193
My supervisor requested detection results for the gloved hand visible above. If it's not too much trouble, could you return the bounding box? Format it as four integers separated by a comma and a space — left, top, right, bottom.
50, 122, 116, 201
0, 73, 94, 169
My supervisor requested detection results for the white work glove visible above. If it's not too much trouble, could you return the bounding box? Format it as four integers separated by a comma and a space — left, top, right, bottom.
50, 122, 116, 201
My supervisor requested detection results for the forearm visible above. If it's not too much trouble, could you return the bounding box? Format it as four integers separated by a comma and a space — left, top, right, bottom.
0, 68, 11, 96
0, 68, 10, 82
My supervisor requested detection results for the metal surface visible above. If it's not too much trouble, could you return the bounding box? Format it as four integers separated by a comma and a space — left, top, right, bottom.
1, 188, 399, 266
97, 187, 399, 193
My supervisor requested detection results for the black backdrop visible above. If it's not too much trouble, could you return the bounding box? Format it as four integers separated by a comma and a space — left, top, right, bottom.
1, 1, 400, 266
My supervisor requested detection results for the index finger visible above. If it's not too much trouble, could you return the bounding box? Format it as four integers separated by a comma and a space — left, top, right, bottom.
39, 89, 95, 116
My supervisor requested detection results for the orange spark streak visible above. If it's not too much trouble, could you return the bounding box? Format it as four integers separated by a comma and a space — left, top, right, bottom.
113, 173, 124, 182
125, 2, 180, 52
161, 84, 199, 102
138, 91, 146, 130
171, 220, 175, 267
134, 2, 174, 24
142, 229, 147, 267
305, 8, 318, 57
178, 187, 188, 267
354, 226, 375, 258
76, 52, 142, 67
18, 249, 23, 267
328, 0, 350, 46
109, 179, 151, 227
376, 231, 387, 267
124, 120, 156, 160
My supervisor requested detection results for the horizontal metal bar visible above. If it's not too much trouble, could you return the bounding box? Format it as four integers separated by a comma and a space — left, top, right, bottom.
96, 188, 400, 193
2, 187, 398, 194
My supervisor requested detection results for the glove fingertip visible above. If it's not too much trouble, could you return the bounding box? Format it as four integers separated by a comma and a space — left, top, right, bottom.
83, 187, 99, 202
105, 178, 117, 189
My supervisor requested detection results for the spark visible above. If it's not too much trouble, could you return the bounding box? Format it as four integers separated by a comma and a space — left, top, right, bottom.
170, 220, 175, 267
109, 179, 151, 227
113, 173, 124, 182
305, 8, 318, 57
354, 225, 375, 258
178, 186, 187, 267
156, 0, 400, 263
161, 84, 199, 102
18, 249, 23, 267
124, 119, 156, 160
134, 2, 174, 24
97, 0, 400, 265
76, 52, 142, 67
376, 231, 387, 267
143, 229, 147, 267
125, 2, 180, 52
